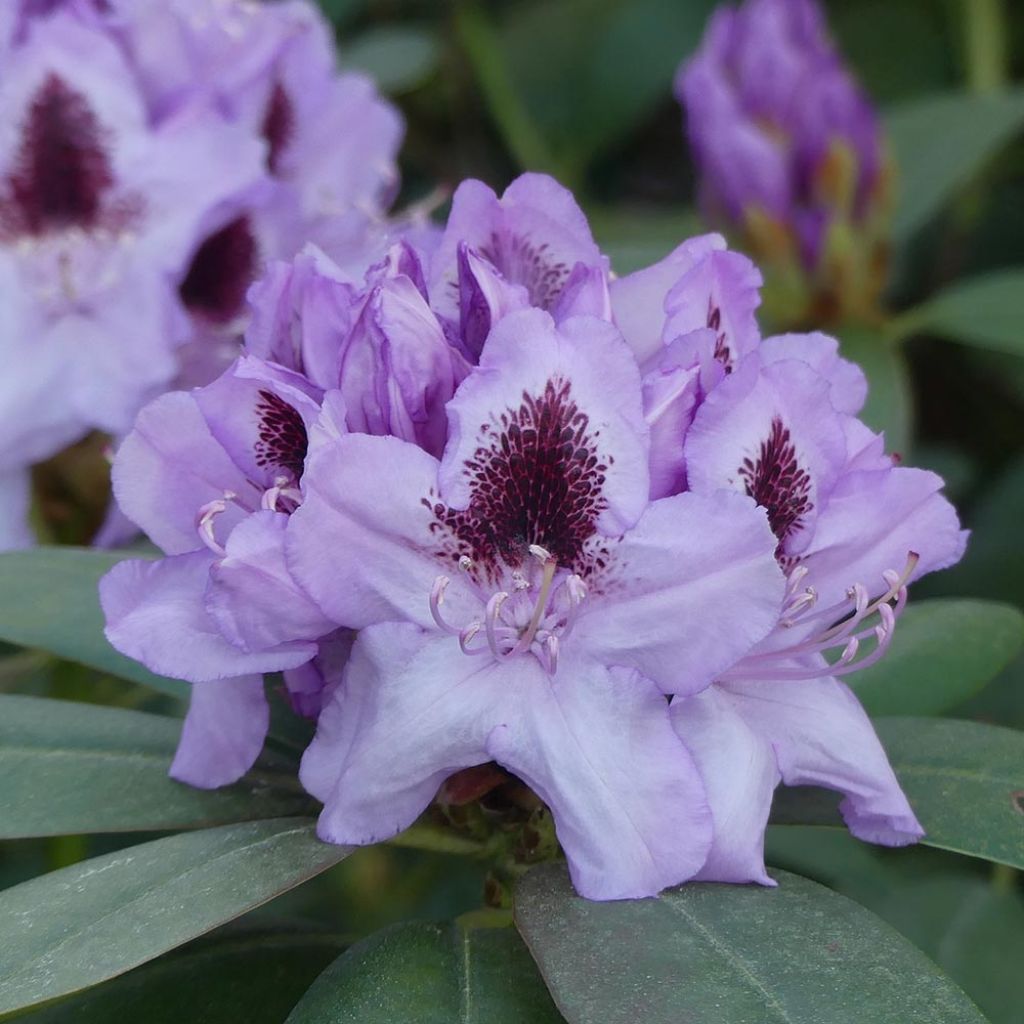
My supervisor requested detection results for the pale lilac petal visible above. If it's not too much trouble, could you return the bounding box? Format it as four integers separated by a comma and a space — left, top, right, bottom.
760, 332, 867, 415
722, 672, 924, 845
285, 433, 476, 629
430, 173, 602, 321
111, 392, 255, 555
577, 489, 785, 694
663, 246, 763, 373
670, 687, 779, 885
170, 675, 268, 789
550, 260, 612, 323
301, 623, 498, 845
802, 466, 968, 608
684, 355, 849, 556
440, 309, 650, 535
206, 510, 334, 653
455, 242, 530, 361
100, 551, 316, 683
487, 652, 712, 900
193, 355, 322, 490
609, 233, 726, 367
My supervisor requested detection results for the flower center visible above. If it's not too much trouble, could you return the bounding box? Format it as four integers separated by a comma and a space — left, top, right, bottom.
478, 232, 570, 311
1, 73, 128, 239
739, 415, 812, 556
429, 545, 587, 674
179, 216, 258, 324
427, 377, 609, 582
253, 388, 308, 483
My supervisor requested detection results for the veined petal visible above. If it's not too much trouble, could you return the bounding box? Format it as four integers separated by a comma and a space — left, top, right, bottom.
487, 652, 712, 900
609, 233, 726, 367
577, 489, 785, 694
301, 623, 500, 846
100, 551, 316, 683
801, 466, 968, 608
439, 308, 650, 538
111, 391, 254, 555
429, 173, 602, 321
685, 355, 849, 556
285, 432, 478, 630
170, 675, 269, 789
670, 687, 779, 885
721, 672, 924, 845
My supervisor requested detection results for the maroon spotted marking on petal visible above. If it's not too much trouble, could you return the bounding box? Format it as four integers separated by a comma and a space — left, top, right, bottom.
424, 378, 609, 579
1, 74, 116, 237
739, 415, 812, 551
254, 389, 308, 481
180, 216, 257, 324
478, 232, 569, 311
707, 300, 733, 374
261, 82, 294, 176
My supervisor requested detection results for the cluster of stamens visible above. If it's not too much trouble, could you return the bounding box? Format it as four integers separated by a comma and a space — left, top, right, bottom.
429, 544, 587, 675
195, 474, 301, 555
719, 551, 920, 682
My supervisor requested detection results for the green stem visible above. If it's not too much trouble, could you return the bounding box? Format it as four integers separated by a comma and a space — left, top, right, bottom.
453, 1, 577, 189
962, 0, 1008, 95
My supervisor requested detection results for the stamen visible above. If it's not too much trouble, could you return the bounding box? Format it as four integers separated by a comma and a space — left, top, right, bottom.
529, 544, 552, 563
195, 491, 236, 556
429, 576, 462, 636
720, 553, 916, 683
543, 634, 559, 675
485, 592, 513, 659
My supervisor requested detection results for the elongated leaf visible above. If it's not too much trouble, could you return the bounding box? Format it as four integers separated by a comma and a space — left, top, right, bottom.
894, 269, 1024, 356
342, 25, 440, 94
771, 718, 1024, 869
25, 926, 349, 1024
886, 90, 1024, 244
0, 819, 350, 1018
0, 695, 312, 838
0, 548, 185, 699
287, 921, 564, 1023
838, 328, 913, 454
515, 864, 985, 1024
848, 599, 1024, 716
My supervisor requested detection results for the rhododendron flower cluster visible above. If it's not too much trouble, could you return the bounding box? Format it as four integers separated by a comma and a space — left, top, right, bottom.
676, 0, 891, 324
0, 0, 401, 549
102, 173, 965, 901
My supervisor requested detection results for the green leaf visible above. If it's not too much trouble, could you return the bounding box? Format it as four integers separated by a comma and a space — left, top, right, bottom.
0, 819, 350, 1018
0, 548, 186, 699
514, 864, 986, 1024
837, 328, 913, 454
0, 695, 313, 839
23, 925, 349, 1024
342, 25, 440, 95
893, 269, 1024, 356
847, 599, 1024, 716
286, 921, 564, 1023
588, 205, 700, 275
771, 718, 1024, 870
886, 90, 1024, 245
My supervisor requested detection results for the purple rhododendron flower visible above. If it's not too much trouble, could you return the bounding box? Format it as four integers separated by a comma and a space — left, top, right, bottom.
0, 12, 266, 457
676, 0, 889, 319
100, 354, 340, 786
0, 0, 403, 550
286, 308, 786, 900
608, 230, 966, 884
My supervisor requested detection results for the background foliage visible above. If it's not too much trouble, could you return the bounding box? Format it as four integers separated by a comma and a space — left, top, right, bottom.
3, 0, 1024, 1021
